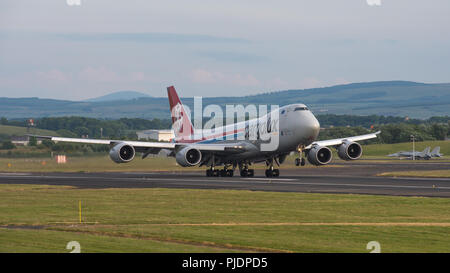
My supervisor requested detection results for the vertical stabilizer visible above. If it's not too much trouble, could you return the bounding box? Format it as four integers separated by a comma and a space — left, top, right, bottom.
167, 86, 194, 142
422, 147, 431, 154
431, 146, 440, 156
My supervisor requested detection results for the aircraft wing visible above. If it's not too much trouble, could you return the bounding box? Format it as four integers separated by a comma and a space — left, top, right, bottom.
29, 135, 248, 153
305, 131, 381, 149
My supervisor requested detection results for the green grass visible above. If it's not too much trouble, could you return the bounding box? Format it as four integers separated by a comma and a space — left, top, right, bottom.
0, 154, 347, 172
0, 125, 57, 137
0, 228, 238, 253
0, 155, 190, 172
362, 140, 450, 157
0, 140, 448, 173
0, 184, 449, 252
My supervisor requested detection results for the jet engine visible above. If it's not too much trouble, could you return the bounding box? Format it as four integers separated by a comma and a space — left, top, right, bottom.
109, 142, 135, 163
337, 141, 362, 160
307, 145, 332, 165
176, 147, 202, 167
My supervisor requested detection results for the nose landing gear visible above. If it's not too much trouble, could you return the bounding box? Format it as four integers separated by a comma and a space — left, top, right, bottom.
295, 157, 306, 166
295, 146, 306, 167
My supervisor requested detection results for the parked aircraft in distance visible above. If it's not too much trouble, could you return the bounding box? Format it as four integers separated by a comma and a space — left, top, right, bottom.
387, 146, 443, 160
387, 147, 431, 159
430, 146, 443, 158
30, 86, 380, 177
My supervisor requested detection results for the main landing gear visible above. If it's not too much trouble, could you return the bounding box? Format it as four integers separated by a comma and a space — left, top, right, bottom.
206, 166, 234, 177
205, 153, 235, 177
239, 162, 254, 177
265, 157, 280, 177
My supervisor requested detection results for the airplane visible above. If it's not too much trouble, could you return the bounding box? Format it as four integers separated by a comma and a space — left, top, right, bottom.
430, 146, 443, 158
30, 86, 380, 177
387, 147, 432, 160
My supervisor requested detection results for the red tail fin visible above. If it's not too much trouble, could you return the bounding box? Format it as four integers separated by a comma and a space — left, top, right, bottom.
167, 86, 194, 142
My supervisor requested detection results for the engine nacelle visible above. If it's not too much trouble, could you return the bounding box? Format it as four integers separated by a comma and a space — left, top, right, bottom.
176, 147, 202, 167
337, 141, 362, 160
109, 142, 135, 163
307, 145, 333, 166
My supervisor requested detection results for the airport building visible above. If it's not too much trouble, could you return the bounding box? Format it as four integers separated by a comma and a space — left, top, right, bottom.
10, 136, 42, 146
136, 129, 174, 142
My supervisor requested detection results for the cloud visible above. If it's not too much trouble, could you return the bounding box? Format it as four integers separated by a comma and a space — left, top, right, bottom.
190, 69, 260, 87
36, 69, 69, 83
130, 71, 146, 81
197, 51, 267, 63
366, 0, 382, 6
298, 77, 323, 89
78, 67, 120, 83
77, 67, 149, 83
53, 32, 249, 44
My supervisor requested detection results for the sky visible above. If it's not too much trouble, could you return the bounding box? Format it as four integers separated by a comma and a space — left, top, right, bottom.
0, 0, 449, 100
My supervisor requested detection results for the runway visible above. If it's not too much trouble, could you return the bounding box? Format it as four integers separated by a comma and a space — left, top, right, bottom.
0, 161, 449, 197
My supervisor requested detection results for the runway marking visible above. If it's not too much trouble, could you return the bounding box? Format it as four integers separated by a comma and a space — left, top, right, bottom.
1, 174, 450, 191
0, 173, 32, 176
82, 222, 450, 227
135, 177, 450, 190
243, 178, 298, 181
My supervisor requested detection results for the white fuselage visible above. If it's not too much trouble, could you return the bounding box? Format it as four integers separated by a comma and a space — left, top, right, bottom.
184, 104, 320, 164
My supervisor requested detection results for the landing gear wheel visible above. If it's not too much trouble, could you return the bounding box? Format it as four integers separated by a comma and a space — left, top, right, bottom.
206, 169, 212, 177
240, 169, 254, 177
295, 158, 306, 166
272, 169, 280, 177
227, 170, 234, 177
265, 169, 280, 177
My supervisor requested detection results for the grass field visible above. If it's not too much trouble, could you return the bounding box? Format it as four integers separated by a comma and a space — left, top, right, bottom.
0, 125, 58, 137
0, 141, 450, 174
0, 140, 448, 173
0, 184, 449, 253
362, 140, 450, 157
0, 154, 351, 172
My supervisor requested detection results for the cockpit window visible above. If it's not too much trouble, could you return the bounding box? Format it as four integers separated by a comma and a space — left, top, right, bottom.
294, 107, 309, 111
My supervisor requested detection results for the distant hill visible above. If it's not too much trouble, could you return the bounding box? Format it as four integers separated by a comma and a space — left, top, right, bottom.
0, 81, 449, 119
85, 91, 151, 102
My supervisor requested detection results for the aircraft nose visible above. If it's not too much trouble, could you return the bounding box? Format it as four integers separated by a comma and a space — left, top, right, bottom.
307, 115, 320, 138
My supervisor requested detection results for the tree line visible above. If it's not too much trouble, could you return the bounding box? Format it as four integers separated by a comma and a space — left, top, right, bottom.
0, 115, 448, 151
1, 116, 172, 139
318, 123, 449, 144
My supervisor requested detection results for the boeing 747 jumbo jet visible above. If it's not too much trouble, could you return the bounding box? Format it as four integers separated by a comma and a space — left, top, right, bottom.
31, 86, 380, 177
